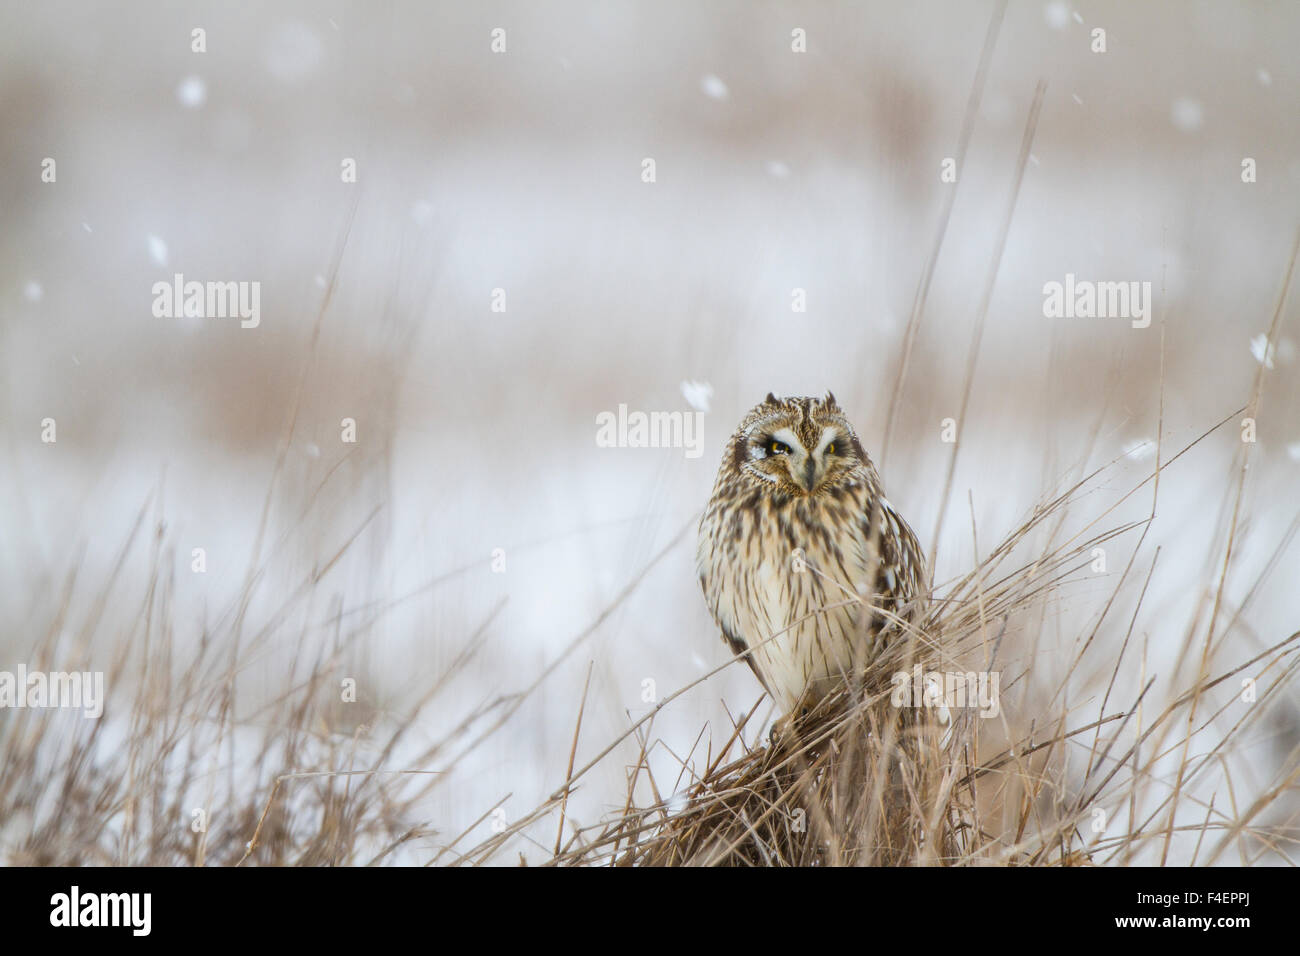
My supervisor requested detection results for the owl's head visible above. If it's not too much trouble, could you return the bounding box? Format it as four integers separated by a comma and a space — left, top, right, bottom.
727, 392, 870, 496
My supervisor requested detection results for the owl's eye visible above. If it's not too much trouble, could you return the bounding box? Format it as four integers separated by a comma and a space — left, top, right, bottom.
826, 442, 837, 455
767, 439, 791, 456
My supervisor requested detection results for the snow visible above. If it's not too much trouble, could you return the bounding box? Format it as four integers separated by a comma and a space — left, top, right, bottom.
1250, 334, 1276, 369
681, 380, 713, 413
147, 234, 169, 266
1171, 98, 1204, 132
410, 200, 436, 226
700, 74, 729, 101
176, 75, 207, 109
264, 21, 324, 82
1123, 438, 1155, 461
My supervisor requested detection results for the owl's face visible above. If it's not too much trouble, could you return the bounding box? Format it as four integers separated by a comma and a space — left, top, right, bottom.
728, 392, 868, 497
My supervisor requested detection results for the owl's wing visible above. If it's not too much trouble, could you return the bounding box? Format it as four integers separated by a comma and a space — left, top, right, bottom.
718, 620, 775, 699
859, 497, 927, 626
883, 499, 926, 606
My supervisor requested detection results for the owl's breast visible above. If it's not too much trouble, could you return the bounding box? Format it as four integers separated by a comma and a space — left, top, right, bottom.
698, 494, 878, 709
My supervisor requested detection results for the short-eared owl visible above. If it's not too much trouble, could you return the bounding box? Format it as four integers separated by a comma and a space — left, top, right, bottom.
697, 392, 926, 712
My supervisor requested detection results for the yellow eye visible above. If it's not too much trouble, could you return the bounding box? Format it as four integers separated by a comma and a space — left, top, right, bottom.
827, 442, 836, 455
768, 440, 791, 456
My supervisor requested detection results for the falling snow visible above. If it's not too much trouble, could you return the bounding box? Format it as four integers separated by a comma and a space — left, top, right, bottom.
1171, 97, 1204, 132
681, 380, 714, 413
1044, 2, 1070, 30
1123, 438, 1155, 461
1250, 334, 1276, 369
176, 75, 206, 109
700, 74, 729, 100
147, 235, 169, 266
264, 21, 324, 82
410, 200, 436, 226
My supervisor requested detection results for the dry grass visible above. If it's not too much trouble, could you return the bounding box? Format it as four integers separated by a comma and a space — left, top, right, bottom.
453, 399, 1300, 866
3, 402, 1297, 867
3, 133, 1296, 866
6, 1, 1296, 869
0, 499, 459, 866
446, 210, 1300, 871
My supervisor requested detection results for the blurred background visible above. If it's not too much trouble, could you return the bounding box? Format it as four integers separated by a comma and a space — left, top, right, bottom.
2, 0, 1298, 863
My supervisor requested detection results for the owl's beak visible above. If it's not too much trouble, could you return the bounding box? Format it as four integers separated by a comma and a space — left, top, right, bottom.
797, 456, 818, 493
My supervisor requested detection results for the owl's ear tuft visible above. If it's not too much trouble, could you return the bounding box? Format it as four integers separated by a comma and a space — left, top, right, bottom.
824, 390, 840, 411
764, 392, 779, 405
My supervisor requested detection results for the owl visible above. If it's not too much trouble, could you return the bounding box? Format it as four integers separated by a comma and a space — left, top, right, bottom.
697, 392, 926, 713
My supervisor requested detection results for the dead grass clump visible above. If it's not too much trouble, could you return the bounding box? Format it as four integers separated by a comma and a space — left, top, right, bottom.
467, 413, 1299, 867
